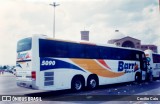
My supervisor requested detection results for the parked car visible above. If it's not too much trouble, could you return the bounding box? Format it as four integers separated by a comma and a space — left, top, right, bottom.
12, 68, 16, 75
0, 69, 4, 74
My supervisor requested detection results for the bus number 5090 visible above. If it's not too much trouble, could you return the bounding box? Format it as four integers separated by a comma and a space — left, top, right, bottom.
41, 60, 56, 66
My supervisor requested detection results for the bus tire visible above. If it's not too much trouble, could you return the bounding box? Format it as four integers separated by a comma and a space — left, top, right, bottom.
71, 75, 84, 92
135, 73, 141, 83
87, 75, 99, 90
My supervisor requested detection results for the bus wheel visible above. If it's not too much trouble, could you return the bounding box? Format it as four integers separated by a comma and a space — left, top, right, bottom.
135, 73, 141, 83
87, 75, 98, 90
71, 76, 84, 92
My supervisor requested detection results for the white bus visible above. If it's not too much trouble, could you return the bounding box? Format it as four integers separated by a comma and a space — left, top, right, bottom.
16, 35, 147, 91
145, 49, 160, 80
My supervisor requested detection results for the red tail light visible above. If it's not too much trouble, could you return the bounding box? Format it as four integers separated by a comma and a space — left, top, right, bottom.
31, 71, 36, 80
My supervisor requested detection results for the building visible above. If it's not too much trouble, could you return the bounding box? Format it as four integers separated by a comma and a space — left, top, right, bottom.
108, 36, 141, 49
141, 45, 157, 53
81, 30, 89, 41
108, 31, 158, 53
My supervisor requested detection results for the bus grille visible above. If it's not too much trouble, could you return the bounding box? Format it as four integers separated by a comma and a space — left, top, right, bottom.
44, 72, 54, 86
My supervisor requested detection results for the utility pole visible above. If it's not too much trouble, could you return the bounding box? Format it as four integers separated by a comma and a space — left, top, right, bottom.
50, 2, 60, 38
159, 0, 160, 13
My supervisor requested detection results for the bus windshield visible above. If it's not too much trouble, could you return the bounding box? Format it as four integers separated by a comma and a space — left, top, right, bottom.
17, 38, 32, 52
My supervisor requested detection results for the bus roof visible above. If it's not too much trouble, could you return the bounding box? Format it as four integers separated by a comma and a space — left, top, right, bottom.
32, 35, 144, 52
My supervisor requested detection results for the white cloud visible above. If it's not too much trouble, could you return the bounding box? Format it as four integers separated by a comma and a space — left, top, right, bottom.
0, 0, 159, 65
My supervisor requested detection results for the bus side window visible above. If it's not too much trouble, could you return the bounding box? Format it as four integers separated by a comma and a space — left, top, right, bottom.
68, 43, 85, 58
99, 47, 110, 59
39, 39, 56, 57
85, 45, 99, 59
116, 49, 126, 60
54, 41, 68, 58
110, 48, 116, 60
153, 54, 160, 63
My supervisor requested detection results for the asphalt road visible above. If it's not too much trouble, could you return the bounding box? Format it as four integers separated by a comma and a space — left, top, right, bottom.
0, 72, 160, 104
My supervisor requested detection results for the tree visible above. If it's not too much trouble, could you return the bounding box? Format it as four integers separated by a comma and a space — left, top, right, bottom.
3, 65, 7, 69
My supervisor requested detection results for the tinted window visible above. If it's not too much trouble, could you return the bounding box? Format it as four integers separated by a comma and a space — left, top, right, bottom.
85, 45, 99, 59
39, 39, 142, 60
99, 46, 111, 59
68, 43, 85, 58
54, 41, 68, 57
153, 54, 160, 63
39, 39, 68, 58
17, 38, 32, 52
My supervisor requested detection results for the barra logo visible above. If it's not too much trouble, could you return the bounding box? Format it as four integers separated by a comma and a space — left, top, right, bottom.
118, 61, 138, 73
41, 60, 56, 66
17, 52, 30, 60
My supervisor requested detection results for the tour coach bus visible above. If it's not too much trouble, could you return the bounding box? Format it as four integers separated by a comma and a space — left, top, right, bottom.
145, 49, 160, 80
16, 35, 147, 91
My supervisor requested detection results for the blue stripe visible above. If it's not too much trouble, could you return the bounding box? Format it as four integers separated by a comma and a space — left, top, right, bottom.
40, 57, 85, 72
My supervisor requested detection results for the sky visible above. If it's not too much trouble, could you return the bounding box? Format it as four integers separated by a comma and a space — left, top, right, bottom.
0, 0, 160, 65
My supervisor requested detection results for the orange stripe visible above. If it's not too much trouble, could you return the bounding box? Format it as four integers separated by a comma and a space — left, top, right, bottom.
17, 62, 25, 64
71, 59, 125, 78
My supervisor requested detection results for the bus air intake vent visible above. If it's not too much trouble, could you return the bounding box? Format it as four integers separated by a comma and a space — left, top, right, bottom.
44, 72, 54, 86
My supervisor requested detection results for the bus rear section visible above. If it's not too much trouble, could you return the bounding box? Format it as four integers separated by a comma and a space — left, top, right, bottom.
145, 49, 160, 80
16, 38, 38, 89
